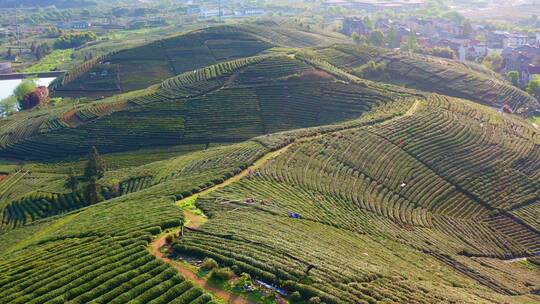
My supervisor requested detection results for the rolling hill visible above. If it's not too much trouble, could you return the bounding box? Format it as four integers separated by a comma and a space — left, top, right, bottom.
0, 92, 538, 304
0, 22, 539, 304
311, 44, 539, 114
1, 54, 419, 160
50, 22, 348, 98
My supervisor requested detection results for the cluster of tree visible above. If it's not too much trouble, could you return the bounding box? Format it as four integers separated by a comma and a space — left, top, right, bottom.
416, 47, 456, 59
0, 79, 51, 117
0, 0, 96, 9
65, 147, 106, 205
1, 79, 38, 115
527, 76, 540, 98
356, 60, 387, 79
20, 86, 49, 110
522, 14, 540, 28
53, 31, 97, 49
30, 42, 52, 60
352, 29, 419, 52
45, 26, 62, 39
111, 7, 158, 18
507, 71, 520, 86
482, 53, 503, 72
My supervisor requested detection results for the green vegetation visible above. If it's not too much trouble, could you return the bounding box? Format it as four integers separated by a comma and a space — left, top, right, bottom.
314, 44, 537, 114
54, 31, 97, 49
23, 49, 74, 73
507, 71, 520, 86
527, 75, 540, 98
51, 22, 347, 97
0, 21, 538, 304
0, 54, 412, 160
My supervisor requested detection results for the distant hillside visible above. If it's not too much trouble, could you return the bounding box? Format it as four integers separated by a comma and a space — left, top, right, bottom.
1, 54, 417, 160
312, 44, 539, 114
0, 0, 97, 8
51, 23, 348, 98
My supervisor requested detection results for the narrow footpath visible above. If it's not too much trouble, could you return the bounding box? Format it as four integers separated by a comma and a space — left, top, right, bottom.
149, 144, 294, 304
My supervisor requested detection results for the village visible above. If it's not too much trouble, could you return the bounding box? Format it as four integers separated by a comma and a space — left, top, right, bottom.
339, 14, 540, 89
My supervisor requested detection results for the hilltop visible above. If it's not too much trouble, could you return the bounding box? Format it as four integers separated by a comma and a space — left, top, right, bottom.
312, 44, 539, 114
50, 22, 348, 98
0, 54, 418, 160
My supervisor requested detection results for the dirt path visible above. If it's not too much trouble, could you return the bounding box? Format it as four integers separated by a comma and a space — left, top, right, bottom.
148, 146, 292, 304
150, 233, 253, 304
176, 144, 293, 208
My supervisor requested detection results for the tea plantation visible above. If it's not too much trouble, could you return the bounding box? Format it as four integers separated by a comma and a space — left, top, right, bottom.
313, 44, 539, 114
0, 22, 538, 304
50, 22, 348, 98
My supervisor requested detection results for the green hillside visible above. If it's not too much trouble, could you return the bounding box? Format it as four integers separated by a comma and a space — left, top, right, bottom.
0, 21, 539, 304
0, 54, 417, 160
312, 44, 539, 114
50, 22, 348, 98
0, 94, 538, 304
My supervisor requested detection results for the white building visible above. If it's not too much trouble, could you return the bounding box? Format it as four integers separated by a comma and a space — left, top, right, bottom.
199, 8, 222, 18
503, 33, 529, 48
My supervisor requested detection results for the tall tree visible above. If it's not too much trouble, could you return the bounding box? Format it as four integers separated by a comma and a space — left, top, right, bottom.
84, 177, 104, 204
368, 30, 385, 47
65, 168, 79, 192
527, 76, 540, 97
84, 146, 106, 179
507, 71, 519, 86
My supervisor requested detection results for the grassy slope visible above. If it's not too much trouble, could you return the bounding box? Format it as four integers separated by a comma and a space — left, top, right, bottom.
177, 94, 540, 303
0, 97, 538, 303
312, 44, 539, 114
51, 22, 348, 97
0, 54, 417, 160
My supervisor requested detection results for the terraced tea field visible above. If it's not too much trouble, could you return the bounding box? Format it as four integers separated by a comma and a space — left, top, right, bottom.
0, 21, 538, 304
51, 23, 347, 98
175, 95, 540, 303
0, 54, 415, 160
313, 45, 539, 114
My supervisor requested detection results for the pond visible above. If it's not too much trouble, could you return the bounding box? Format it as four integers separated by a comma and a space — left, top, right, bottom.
0, 78, 56, 100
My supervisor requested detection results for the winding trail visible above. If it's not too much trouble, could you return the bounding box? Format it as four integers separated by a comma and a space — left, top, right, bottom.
150, 233, 252, 304
149, 144, 294, 304
148, 100, 423, 303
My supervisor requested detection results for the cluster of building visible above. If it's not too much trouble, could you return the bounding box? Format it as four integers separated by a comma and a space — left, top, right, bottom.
342, 15, 540, 86
186, 6, 265, 19
323, 0, 426, 12
56, 21, 92, 30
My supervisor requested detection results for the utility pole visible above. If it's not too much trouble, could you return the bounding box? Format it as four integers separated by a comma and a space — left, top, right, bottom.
218, 0, 222, 23
15, 7, 21, 55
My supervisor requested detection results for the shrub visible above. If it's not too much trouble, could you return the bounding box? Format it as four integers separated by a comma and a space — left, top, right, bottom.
165, 235, 173, 244
308, 297, 322, 304
54, 32, 97, 49
290, 291, 302, 302
201, 258, 218, 271
209, 267, 234, 281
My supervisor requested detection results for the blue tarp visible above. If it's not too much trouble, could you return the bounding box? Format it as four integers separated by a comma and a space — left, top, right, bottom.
288, 212, 300, 219
256, 280, 287, 296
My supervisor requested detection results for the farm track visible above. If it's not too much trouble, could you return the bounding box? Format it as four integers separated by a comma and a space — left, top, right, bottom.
147, 100, 423, 303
